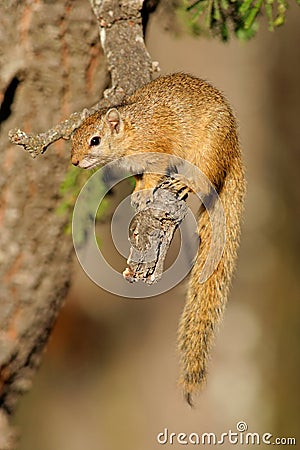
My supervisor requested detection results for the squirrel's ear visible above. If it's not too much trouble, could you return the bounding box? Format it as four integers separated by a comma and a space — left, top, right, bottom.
105, 108, 122, 133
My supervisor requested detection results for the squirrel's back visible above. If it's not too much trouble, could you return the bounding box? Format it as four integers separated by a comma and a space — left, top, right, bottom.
121, 73, 239, 189
125, 73, 234, 135
127, 73, 228, 112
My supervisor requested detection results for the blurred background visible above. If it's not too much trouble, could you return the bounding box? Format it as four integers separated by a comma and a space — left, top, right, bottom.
2, 1, 299, 449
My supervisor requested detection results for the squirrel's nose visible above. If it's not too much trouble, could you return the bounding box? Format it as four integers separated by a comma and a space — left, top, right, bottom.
71, 155, 79, 166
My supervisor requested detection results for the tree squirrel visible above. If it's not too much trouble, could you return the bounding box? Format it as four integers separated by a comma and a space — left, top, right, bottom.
71, 73, 246, 404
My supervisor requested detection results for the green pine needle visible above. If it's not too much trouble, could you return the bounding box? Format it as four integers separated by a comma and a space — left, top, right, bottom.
182, 0, 298, 40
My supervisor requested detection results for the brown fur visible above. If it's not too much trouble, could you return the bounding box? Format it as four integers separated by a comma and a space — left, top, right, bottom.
71, 73, 246, 403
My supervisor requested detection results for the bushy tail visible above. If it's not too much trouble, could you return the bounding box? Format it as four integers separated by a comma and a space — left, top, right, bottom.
177, 156, 245, 405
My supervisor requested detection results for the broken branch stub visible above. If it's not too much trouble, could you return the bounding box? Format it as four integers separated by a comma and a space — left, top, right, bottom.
124, 183, 189, 284
7, 100, 120, 158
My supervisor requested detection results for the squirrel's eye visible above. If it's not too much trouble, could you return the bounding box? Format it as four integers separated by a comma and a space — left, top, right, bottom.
89, 136, 101, 146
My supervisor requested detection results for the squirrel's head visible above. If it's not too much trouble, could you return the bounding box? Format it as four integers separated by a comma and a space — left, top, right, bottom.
71, 108, 127, 169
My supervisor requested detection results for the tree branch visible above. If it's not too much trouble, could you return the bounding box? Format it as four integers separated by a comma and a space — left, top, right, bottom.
8, 0, 181, 288
124, 180, 188, 283
8, 1, 187, 286
8, 0, 155, 157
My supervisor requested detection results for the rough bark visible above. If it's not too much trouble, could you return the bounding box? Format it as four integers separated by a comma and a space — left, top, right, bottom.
124, 180, 188, 283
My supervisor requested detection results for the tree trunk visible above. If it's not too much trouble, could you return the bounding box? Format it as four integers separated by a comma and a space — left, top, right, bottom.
0, 1, 107, 446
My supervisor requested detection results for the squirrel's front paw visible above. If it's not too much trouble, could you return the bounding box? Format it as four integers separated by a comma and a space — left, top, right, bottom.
131, 189, 154, 211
